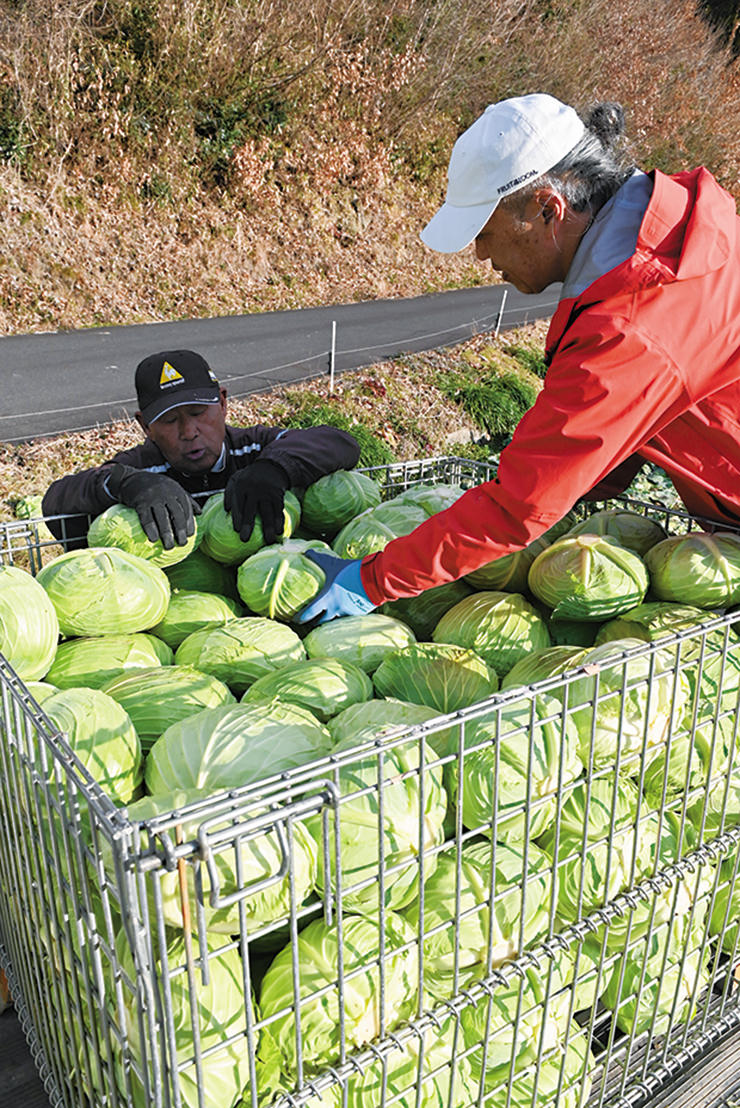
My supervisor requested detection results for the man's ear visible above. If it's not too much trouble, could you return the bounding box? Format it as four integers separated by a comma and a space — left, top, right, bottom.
534, 188, 567, 226
135, 411, 150, 436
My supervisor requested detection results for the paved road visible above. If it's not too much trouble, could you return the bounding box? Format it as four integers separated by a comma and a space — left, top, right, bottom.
0, 283, 561, 443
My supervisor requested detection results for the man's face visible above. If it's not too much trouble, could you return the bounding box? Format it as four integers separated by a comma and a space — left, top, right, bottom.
474, 193, 566, 294
138, 389, 228, 474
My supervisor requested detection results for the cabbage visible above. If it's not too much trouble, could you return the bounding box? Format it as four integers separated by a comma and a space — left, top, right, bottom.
117, 930, 252, 1108
45, 632, 173, 690
537, 774, 641, 856
373, 641, 499, 714
544, 819, 636, 923
329, 1010, 477, 1108
381, 579, 474, 641
507, 638, 690, 773
465, 513, 577, 593
470, 1020, 593, 1107
305, 729, 447, 914
87, 502, 200, 566
601, 812, 714, 953
299, 469, 381, 537
501, 644, 589, 690
641, 715, 735, 813
145, 701, 332, 795
165, 546, 239, 598
123, 788, 318, 935
645, 532, 740, 609
451, 694, 583, 843
432, 590, 551, 679
332, 502, 428, 559
686, 764, 740, 836
528, 534, 649, 621
40, 686, 142, 804
101, 664, 235, 753
37, 547, 170, 636
709, 847, 740, 952
150, 589, 243, 649
258, 913, 418, 1073
459, 964, 573, 1083
601, 916, 709, 1037
242, 656, 373, 722
236, 539, 329, 620
328, 698, 443, 746
0, 564, 59, 680
390, 482, 465, 515
565, 509, 667, 556
594, 601, 722, 661
199, 488, 302, 564
402, 839, 552, 1002
303, 612, 416, 674
175, 615, 306, 694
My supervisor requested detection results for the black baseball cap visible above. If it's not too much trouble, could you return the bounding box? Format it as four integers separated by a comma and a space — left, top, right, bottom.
135, 350, 221, 424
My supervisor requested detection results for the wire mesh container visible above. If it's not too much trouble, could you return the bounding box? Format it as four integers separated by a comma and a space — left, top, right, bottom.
1, 456, 740, 1108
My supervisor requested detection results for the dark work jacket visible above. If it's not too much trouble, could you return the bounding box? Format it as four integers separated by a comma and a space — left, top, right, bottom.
42, 423, 360, 546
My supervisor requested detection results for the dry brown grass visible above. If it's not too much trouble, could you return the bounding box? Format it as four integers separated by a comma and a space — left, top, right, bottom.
0, 0, 735, 335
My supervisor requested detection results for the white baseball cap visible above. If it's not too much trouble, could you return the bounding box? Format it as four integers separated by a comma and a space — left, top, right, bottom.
420, 93, 586, 253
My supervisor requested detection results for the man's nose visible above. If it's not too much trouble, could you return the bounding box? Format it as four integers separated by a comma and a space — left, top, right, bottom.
474, 236, 488, 262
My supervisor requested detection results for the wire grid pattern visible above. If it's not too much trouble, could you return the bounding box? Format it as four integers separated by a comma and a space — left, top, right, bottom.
1, 457, 740, 1108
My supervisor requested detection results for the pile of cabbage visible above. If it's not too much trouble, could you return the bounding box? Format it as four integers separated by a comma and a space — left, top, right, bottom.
5, 467, 740, 1108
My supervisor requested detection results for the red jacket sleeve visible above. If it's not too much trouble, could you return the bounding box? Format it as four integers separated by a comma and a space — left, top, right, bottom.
361, 310, 686, 604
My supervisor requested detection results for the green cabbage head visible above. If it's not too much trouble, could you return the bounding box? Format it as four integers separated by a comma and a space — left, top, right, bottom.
145, 701, 332, 795
303, 611, 416, 674
174, 615, 306, 694
150, 588, 243, 650
199, 488, 302, 564
373, 641, 499, 714
0, 564, 59, 681
37, 547, 170, 636
528, 534, 649, 621
300, 469, 381, 537
45, 632, 173, 690
101, 664, 235, 753
451, 693, 583, 843
236, 539, 330, 620
402, 838, 552, 1003
117, 929, 253, 1108
645, 531, 740, 608
40, 686, 142, 804
305, 729, 447, 915
565, 509, 667, 556
258, 913, 418, 1073
242, 656, 373, 722
123, 787, 318, 935
433, 590, 551, 679
87, 502, 200, 566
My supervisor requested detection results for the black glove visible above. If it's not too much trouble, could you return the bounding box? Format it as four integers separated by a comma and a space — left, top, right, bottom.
107, 464, 200, 550
223, 460, 290, 545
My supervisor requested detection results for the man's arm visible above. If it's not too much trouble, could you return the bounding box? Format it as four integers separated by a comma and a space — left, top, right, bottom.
41, 463, 119, 545
230, 425, 361, 488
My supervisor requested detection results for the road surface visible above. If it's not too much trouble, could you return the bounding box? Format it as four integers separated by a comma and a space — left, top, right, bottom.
0, 283, 561, 443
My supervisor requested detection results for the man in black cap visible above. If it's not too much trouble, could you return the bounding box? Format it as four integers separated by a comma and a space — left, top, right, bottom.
42, 349, 360, 549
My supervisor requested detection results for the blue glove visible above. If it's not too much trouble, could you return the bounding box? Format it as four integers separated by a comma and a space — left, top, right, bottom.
295, 549, 376, 624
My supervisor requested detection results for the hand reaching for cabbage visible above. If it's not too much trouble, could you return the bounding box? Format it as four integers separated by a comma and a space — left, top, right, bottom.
295, 549, 376, 624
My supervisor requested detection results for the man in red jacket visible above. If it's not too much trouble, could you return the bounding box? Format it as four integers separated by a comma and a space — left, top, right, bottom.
42, 348, 360, 550
298, 92, 740, 624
